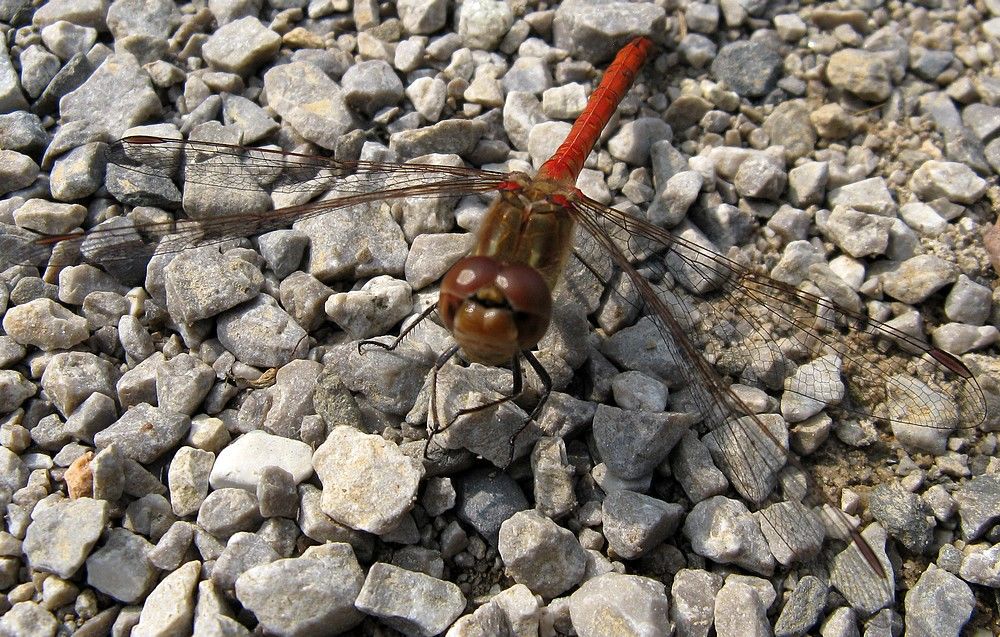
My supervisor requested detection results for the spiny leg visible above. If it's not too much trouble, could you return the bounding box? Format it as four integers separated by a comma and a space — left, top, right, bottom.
502, 350, 553, 467
425, 344, 461, 460
358, 301, 438, 355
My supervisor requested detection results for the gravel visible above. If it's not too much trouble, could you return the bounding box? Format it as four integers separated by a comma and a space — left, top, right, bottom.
1, 1, 997, 635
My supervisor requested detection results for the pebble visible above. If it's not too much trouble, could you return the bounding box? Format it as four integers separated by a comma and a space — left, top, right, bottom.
827, 177, 897, 217
592, 405, 694, 479
85, 527, 157, 603
216, 295, 309, 368
2, 298, 89, 350
909, 160, 988, 204
263, 61, 354, 151
60, 53, 160, 138
209, 429, 313, 491
94, 403, 190, 464
683, 496, 775, 576
903, 565, 974, 637
355, 561, 465, 636
0, 150, 39, 194
711, 41, 783, 97
196, 488, 262, 540
602, 490, 684, 559
454, 467, 528, 548
0, 602, 58, 636
953, 473, 1000, 541
23, 497, 109, 578
201, 16, 280, 76
881, 254, 959, 305
241, 359, 323, 438
131, 560, 200, 637
944, 275, 992, 325
163, 247, 264, 323
313, 426, 423, 534
212, 531, 279, 593
774, 575, 827, 637
498, 509, 587, 598
959, 544, 1000, 587
531, 437, 576, 519
167, 446, 215, 517
787, 161, 829, 207
703, 413, 787, 505
826, 49, 892, 102
569, 573, 670, 637
156, 353, 215, 415
236, 546, 364, 635
0, 370, 35, 413
756, 500, 825, 567
714, 580, 770, 637
325, 275, 413, 339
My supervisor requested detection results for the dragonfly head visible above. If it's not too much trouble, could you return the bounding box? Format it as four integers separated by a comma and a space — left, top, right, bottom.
439, 256, 552, 366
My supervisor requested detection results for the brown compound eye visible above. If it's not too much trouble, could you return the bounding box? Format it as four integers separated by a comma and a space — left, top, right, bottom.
439, 256, 501, 330
495, 263, 551, 348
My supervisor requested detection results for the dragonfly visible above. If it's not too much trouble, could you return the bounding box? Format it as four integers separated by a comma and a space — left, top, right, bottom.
2, 37, 986, 605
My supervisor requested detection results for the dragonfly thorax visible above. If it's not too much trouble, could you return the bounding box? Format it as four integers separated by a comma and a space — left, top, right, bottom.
439, 255, 552, 366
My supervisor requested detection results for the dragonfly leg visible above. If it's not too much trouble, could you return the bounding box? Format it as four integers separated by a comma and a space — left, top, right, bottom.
501, 350, 553, 467
425, 344, 461, 460
358, 301, 438, 355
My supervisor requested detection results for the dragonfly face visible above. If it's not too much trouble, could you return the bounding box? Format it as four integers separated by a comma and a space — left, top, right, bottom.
439, 255, 551, 366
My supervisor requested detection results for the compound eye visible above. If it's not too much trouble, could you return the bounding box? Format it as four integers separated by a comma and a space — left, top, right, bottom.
440, 256, 501, 300
495, 264, 552, 348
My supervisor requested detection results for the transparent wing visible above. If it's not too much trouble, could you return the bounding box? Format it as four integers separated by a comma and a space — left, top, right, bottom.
3, 137, 507, 270
569, 193, 985, 586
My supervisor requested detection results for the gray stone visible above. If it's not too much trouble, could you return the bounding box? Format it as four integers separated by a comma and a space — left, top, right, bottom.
355, 562, 464, 637
881, 254, 958, 305
826, 49, 892, 102
314, 426, 423, 534
23, 497, 109, 578
602, 490, 684, 559
2, 298, 89, 350
240, 359, 323, 438
168, 446, 215, 517
944, 275, 992, 325
962, 103, 1000, 142
60, 53, 160, 138
196, 488, 262, 541
202, 16, 280, 75
756, 500, 825, 567
683, 496, 775, 576
498, 509, 587, 598
703, 413, 788, 505
953, 473, 1000, 541
263, 62, 354, 151
342, 59, 404, 116
909, 160, 987, 204
830, 524, 894, 615
148, 521, 195, 571
714, 580, 770, 637
787, 161, 828, 208
0, 150, 39, 194
236, 546, 364, 636
398, 0, 448, 34
131, 561, 200, 637
454, 467, 528, 548
293, 201, 408, 281
86, 528, 157, 603
164, 247, 264, 324
0, 602, 57, 636
212, 532, 279, 593
0, 38, 27, 112
903, 565, 974, 637
592, 405, 695, 480
959, 544, 1000, 587
257, 466, 299, 519
94, 403, 190, 464
531, 437, 575, 520
325, 275, 413, 339
672, 430, 729, 503
774, 575, 827, 637
820, 207, 890, 258
671, 569, 723, 637
711, 41, 782, 97
156, 353, 214, 415
458, 0, 514, 50
390, 118, 487, 160
210, 429, 313, 491
569, 573, 670, 637
216, 295, 309, 368
827, 177, 896, 216
0, 370, 35, 414
733, 155, 787, 200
